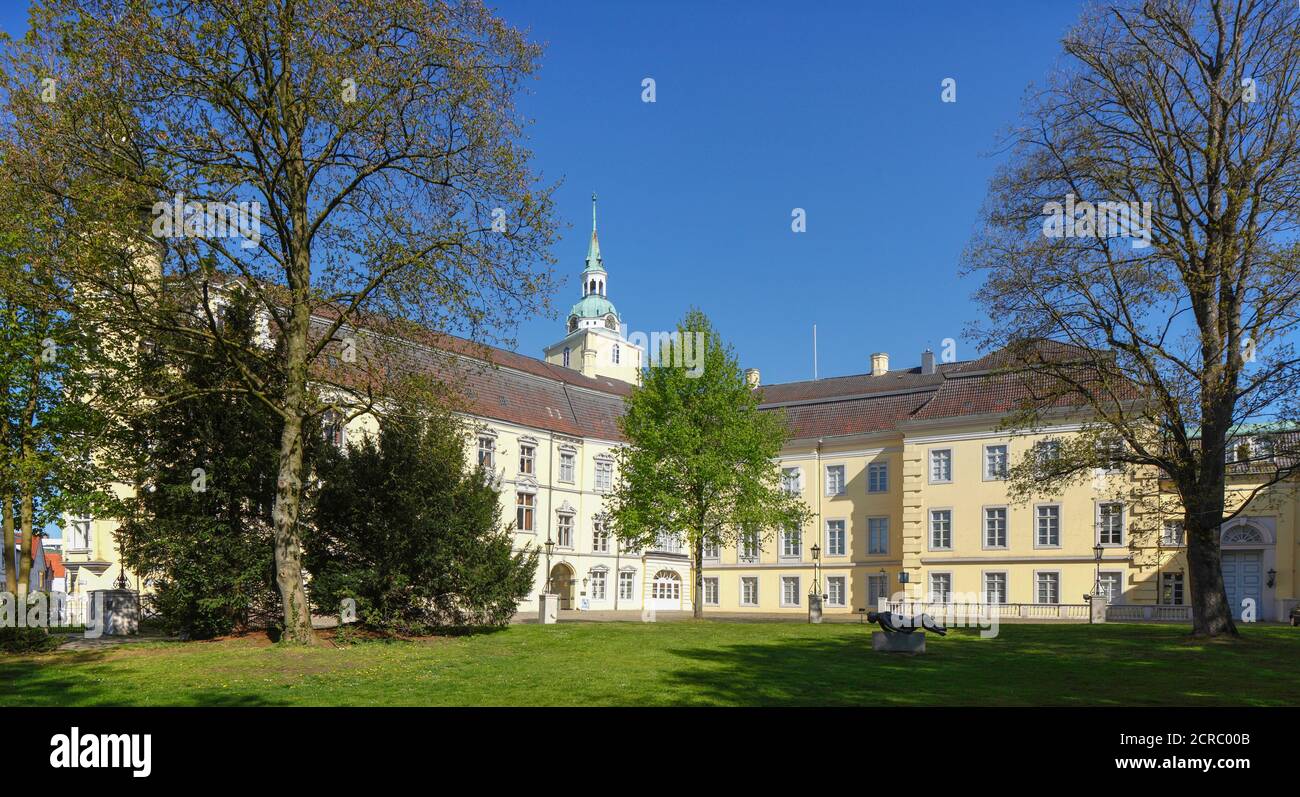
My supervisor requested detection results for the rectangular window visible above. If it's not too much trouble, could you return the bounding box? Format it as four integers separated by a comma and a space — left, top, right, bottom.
929, 509, 952, 550
1097, 502, 1124, 545
825, 465, 845, 496
826, 576, 846, 607
984, 444, 1008, 480
867, 573, 888, 604
655, 531, 681, 554
928, 573, 951, 603
984, 572, 1007, 604
740, 577, 759, 606
559, 451, 576, 483
740, 532, 760, 563
618, 571, 635, 601
868, 462, 888, 493
929, 449, 952, 483
1035, 505, 1060, 547
983, 507, 1008, 548
592, 518, 609, 553
1036, 571, 1060, 604
868, 516, 889, 555
519, 444, 534, 475
477, 436, 495, 469
1035, 439, 1061, 468
1097, 571, 1123, 604
68, 516, 93, 551
701, 577, 719, 606
780, 527, 801, 559
1097, 437, 1125, 471
516, 493, 534, 532
1160, 573, 1184, 605
825, 520, 846, 557
591, 570, 607, 600
1162, 520, 1184, 547
781, 576, 801, 606
594, 460, 613, 492
781, 467, 802, 494
556, 513, 573, 548
702, 542, 720, 560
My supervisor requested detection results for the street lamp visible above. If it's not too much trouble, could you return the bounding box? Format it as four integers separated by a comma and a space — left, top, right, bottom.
1092, 543, 1104, 596
810, 543, 821, 595
544, 536, 555, 593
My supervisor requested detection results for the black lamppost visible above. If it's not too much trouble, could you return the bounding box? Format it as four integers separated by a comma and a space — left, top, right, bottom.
544, 536, 555, 593
1092, 543, 1104, 596
811, 543, 821, 596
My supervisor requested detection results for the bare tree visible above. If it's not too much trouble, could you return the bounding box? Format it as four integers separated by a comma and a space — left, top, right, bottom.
1, 0, 558, 642
965, 0, 1300, 636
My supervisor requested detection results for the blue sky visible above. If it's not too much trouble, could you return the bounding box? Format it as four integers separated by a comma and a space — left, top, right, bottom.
1, 1, 1088, 383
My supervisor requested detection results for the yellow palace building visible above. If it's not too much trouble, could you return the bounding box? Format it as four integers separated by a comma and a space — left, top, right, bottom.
62, 197, 1299, 623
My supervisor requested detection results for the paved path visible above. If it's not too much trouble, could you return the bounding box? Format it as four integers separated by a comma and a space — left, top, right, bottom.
512, 609, 877, 625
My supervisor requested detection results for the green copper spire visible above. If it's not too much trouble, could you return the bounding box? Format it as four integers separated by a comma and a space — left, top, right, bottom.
584, 191, 604, 274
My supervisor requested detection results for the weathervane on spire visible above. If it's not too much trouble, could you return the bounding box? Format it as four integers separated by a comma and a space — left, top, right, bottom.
592, 191, 598, 232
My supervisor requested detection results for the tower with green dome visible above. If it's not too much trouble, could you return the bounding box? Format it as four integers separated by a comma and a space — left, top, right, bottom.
543, 193, 644, 384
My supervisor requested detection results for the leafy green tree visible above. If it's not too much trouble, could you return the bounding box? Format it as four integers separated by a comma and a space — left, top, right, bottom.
608, 310, 810, 618
115, 290, 303, 639
964, 0, 1300, 637
3, 0, 559, 643
306, 400, 536, 633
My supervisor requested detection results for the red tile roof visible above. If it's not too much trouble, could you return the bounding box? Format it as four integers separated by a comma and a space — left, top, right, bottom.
44, 552, 65, 578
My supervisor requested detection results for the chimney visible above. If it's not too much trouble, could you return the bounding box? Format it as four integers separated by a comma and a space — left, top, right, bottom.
870, 352, 889, 376
921, 349, 936, 375
744, 368, 761, 388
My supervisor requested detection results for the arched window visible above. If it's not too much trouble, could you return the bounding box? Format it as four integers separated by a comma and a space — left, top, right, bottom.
612, 343, 620, 364
652, 570, 681, 601
568, 316, 578, 333
588, 279, 596, 295
1221, 524, 1266, 545
562, 347, 571, 367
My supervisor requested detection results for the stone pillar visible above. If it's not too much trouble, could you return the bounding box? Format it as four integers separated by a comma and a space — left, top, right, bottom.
537, 593, 559, 625
808, 593, 823, 624
1089, 594, 1108, 624
87, 589, 140, 636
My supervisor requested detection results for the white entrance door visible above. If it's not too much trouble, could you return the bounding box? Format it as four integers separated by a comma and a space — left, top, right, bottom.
1221, 550, 1262, 621
650, 570, 682, 611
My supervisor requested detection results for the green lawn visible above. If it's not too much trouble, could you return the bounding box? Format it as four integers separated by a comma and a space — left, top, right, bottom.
3, 621, 1297, 706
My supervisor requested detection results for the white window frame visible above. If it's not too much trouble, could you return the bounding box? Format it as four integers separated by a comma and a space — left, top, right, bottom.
618, 570, 636, 601
1034, 503, 1061, 548
928, 508, 953, 551
739, 531, 761, 563
590, 568, 608, 601
983, 571, 1008, 605
867, 516, 889, 555
594, 458, 614, 492
1096, 501, 1125, 547
982, 506, 1008, 549
477, 435, 496, 470
592, 517, 609, 553
867, 461, 888, 493
927, 572, 952, 603
825, 519, 846, 557
1097, 571, 1124, 604
781, 467, 803, 495
516, 492, 535, 533
928, 448, 953, 484
519, 443, 535, 475
826, 575, 847, 607
1162, 520, 1185, 547
555, 511, 574, 548
824, 464, 846, 496
779, 527, 802, 560
1035, 570, 1061, 605
740, 576, 759, 607
702, 541, 720, 561
983, 443, 1009, 481
558, 450, 576, 484
702, 576, 719, 606
1160, 572, 1184, 605
780, 575, 801, 607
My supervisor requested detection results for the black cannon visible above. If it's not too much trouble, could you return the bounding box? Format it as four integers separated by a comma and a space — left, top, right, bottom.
867, 610, 947, 636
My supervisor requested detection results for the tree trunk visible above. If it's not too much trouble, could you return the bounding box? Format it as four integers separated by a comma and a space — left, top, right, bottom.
692, 533, 704, 619
1185, 503, 1238, 638
16, 487, 33, 599
270, 294, 315, 644
2, 495, 15, 596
